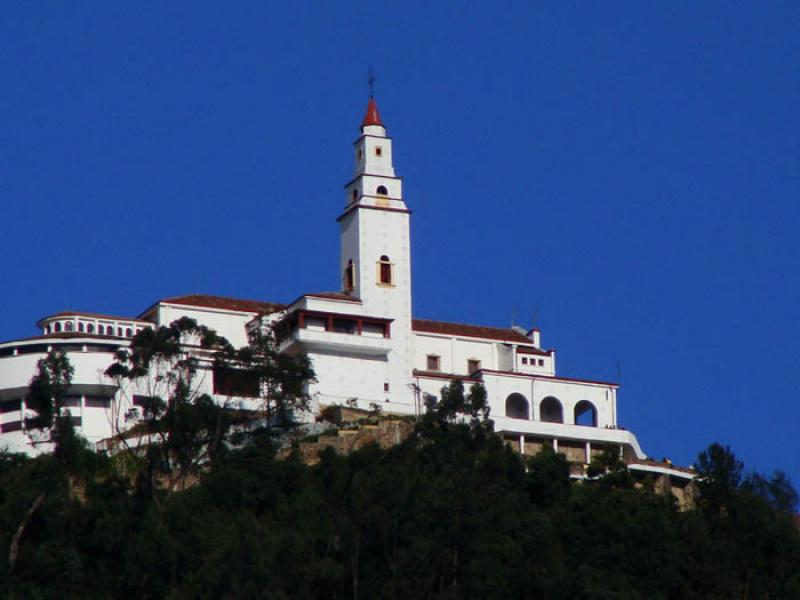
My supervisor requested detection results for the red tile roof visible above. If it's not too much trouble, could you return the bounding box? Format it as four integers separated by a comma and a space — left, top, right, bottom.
516, 345, 551, 357
303, 292, 362, 303
361, 97, 383, 128
157, 294, 286, 315
412, 319, 533, 343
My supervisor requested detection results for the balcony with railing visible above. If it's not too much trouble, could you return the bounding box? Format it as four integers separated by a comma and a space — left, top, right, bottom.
275, 309, 393, 356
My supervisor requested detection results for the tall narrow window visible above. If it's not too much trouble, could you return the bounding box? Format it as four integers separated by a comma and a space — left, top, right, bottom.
344, 260, 355, 291
378, 255, 393, 285
65, 322, 74, 332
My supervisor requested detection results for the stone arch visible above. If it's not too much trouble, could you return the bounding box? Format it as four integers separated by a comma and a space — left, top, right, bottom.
540, 396, 563, 423
574, 400, 598, 427
505, 393, 529, 420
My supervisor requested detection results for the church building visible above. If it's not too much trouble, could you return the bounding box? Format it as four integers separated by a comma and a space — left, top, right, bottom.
0, 98, 688, 481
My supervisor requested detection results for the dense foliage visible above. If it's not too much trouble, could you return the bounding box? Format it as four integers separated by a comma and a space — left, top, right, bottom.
2, 398, 798, 598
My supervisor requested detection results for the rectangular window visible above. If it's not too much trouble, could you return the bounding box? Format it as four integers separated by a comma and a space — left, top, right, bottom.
62, 395, 81, 407
16, 344, 50, 355
24, 416, 45, 430
521, 357, 528, 365
84, 344, 119, 353
54, 344, 84, 353
1, 420, 22, 433
213, 367, 260, 398
426, 355, 441, 372
383, 383, 390, 392
0, 399, 22, 414
375, 146, 383, 156
538, 359, 545, 366
85, 396, 111, 408
467, 359, 481, 374
332, 318, 356, 334
133, 395, 161, 409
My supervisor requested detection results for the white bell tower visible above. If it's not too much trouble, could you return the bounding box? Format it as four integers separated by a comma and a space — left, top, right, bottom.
338, 98, 415, 410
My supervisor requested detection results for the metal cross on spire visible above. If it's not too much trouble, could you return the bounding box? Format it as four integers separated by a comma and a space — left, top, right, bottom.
368, 66, 376, 98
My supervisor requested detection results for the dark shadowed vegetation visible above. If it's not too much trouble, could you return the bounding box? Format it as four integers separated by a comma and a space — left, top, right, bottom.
1, 371, 799, 598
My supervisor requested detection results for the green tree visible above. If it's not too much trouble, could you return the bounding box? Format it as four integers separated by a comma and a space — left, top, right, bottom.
25, 350, 74, 433
105, 317, 314, 498
421, 379, 491, 433
218, 326, 315, 430
695, 442, 743, 515
743, 470, 799, 514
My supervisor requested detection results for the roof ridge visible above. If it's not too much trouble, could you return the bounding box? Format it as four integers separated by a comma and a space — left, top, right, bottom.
157, 293, 287, 313
412, 318, 534, 344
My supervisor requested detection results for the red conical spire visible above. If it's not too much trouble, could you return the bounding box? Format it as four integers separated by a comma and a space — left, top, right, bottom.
361, 97, 383, 128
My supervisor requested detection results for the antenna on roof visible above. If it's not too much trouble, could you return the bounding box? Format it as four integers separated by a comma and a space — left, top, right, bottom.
616, 360, 623, 382
368, 66, 376, 98
511, 305, 519, 328
530, 306, 540, 330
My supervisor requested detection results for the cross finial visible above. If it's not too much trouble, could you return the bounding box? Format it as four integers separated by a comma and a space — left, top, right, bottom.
368, 66, 376, 98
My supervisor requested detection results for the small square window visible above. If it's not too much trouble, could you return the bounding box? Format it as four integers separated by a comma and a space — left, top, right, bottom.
62, 395, 81, 408
375, 146, 383, 157
427, 355, 441, 371
522, 357, 528, 365
467, 359, 481, 374
538, 359, 545, 366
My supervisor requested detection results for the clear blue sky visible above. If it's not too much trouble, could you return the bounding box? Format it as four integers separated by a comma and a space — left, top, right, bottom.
1, 3, 798, 483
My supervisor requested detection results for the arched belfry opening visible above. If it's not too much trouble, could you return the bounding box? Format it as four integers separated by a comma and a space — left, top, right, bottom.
505, 393, 530, 420
540, 397, 563, 423
574, 400, 598, 427
378, 255, 393, 285
376, 185, 388, 196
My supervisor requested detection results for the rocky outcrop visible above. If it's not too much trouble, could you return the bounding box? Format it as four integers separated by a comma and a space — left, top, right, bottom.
279, 415, 415, 465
